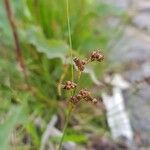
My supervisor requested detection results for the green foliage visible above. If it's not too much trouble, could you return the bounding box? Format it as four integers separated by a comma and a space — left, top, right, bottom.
0, 106, 27, 150
0, 0, 122, 149
51, 133, 87, 144
21, 27, 69, 63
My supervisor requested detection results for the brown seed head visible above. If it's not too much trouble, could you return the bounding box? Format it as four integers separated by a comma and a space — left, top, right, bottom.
70, 96, 80, 104
73, 57, 87, 71
62, 81, 77, 90
84, 96, 93, 101
90, 50, 104, 62
92, 98, 98, 104
79, 89, 91, 98
69, 89, 98, 105
76, 94, 82, 99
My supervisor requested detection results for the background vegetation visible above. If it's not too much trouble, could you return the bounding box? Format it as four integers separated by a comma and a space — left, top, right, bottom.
0, 0, 124, 149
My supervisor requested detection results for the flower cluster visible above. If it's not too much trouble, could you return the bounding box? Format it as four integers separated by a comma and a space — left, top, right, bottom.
70, 89, 98, 105
62, 49, 104, 106
62, 81, 77, 90
90, 49, 104, 62
73, 49, 104, 71
79, 89, 92, 100
73, 57, 87, 71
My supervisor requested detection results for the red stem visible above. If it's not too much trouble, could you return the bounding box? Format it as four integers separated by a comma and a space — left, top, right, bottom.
4, 0, 29, 88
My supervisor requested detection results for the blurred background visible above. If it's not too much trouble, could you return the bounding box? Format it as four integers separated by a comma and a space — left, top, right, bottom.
0, 0, 150, 149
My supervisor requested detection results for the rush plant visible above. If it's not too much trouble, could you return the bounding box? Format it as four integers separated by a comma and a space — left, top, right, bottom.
58, 1, 104, 149
58, 49, 104, 149
0, 0, 119, 149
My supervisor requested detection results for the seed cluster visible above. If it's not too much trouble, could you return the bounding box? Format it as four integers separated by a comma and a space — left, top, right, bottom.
70, 96, 80, 104
73, 49, 104, 71
62, 49, 104, 106
70, 89, 98, 105
62, 81, 77, 90
90, 50, 104, 62
73, 57, 87, 71
79, 89, 92, 100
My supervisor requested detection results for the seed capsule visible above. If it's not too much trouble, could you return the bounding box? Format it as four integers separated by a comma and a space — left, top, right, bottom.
90, 50, 104, 62
92, 98, 98, 104
70, 96, 80, 104
79, 89, 91, 98
73, 57, 87, 71
62, 81, 77, 90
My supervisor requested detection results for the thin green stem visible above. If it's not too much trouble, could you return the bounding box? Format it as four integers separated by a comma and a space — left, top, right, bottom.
66, 0, 74, 82
58, 1, 75, 149
58, 104, 74, 150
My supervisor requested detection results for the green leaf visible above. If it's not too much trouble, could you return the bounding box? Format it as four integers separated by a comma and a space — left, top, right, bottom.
0, 106, 27, 150
0, 0, 13, 44
64, 134, 87, 143
51, 133, 87, 144
26, 122, 40, 148
21, 27, 69, 63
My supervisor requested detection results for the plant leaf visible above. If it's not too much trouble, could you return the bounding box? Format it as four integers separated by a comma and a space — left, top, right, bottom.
0, 106, 27, 150
21, 27, 69, 63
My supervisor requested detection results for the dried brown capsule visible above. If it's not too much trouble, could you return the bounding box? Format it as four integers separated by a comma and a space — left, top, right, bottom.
62, 81, 77, 90
76, 94, 82, 99
79, 89, 91, 98
92, 98, 98, 104
85, 96, 93, 102
69, 89, 98, 105
70, 96, 80, 104
90, 50, 104, 62
73, 57, 87, 71
78, 89, 93, 102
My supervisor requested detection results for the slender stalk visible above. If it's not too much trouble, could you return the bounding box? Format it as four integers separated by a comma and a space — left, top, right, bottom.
4, 0, 29, 88
66, 0, 74, 82
58, 104, 74, 150
58, 1, 75, 149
